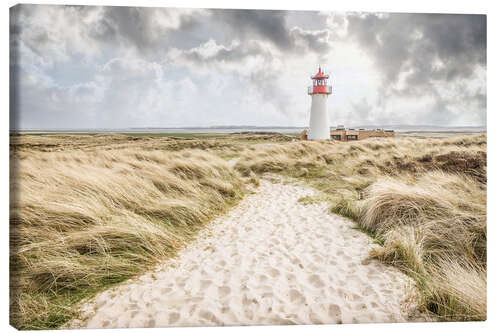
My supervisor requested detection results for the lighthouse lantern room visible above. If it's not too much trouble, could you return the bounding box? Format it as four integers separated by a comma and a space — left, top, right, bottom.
307, 67, 332, 140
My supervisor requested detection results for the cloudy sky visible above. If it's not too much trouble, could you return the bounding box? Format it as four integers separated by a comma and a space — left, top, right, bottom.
10, 4, 486, 129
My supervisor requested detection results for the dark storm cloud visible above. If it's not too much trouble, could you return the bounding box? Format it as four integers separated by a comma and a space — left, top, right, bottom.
209, 9, 331, 57
342, 13, 486, 126
290, 27, 330, 53
96, 7, 160, 49
210, 9, 294, 50
94, 6, 201, 51
166, 9, 333, 116
346, 13, 486, 95
86, 7, 332, 66
10, 4, 207, 60
12, 5, 331, 66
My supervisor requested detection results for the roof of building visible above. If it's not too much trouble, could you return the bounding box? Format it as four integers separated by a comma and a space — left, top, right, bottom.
311, 66, 329, 79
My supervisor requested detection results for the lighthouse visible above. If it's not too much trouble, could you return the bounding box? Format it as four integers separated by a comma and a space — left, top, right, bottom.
307, 67, 332, 140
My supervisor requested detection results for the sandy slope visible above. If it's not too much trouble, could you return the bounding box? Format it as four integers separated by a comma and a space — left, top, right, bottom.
68, 177, 415, 328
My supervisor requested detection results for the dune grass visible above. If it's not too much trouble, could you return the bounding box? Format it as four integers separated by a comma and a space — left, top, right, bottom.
235, 134, 486, 321
363, 172, 486, 320
10, 147, 244, 329
10, 133, 486, 328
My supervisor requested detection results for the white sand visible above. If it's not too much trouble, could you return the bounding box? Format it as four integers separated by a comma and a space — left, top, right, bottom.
68, 177, 415, 328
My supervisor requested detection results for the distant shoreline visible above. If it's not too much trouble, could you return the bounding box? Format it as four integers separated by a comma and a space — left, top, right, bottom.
11, 125, 487, 135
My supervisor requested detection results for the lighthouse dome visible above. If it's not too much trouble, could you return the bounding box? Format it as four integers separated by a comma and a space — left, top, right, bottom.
311, 67, 329, 79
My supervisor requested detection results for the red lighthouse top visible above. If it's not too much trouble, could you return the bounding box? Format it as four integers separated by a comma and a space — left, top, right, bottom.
311, 66, 329, 80
308, 66, 332, 95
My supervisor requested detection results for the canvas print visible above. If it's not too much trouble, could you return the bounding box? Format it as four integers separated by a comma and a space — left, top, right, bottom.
9, 4, 486, 330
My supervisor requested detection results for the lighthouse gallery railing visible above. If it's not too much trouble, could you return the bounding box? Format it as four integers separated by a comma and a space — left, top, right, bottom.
308, 85, 332, 94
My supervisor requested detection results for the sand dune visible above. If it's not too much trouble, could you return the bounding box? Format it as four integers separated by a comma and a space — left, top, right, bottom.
68, 177, 415, 328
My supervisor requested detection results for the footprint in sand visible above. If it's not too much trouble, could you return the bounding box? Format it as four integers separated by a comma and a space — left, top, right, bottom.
200, 280, 212, 290
307, 274, 325, 288
188, 305, 197, 316
267, 267, 280, 278
168, 312, 180, 324
199, 310, 222, 325
218, 286, 231, 298
289, 289, 306, 304
361, 285, 376, 297
309, 310, 323, 324
328, 304, 342, 321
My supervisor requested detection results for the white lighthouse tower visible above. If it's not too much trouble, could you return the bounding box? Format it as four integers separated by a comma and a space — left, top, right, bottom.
307, 67, 332, 140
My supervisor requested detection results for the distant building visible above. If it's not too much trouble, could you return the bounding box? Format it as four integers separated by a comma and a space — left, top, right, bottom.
329, 128, 395, 141
301, 127, 395, 141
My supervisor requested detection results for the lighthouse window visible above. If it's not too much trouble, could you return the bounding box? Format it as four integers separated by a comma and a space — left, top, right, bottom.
331, 135, 341, 140
347, 135, 358, 141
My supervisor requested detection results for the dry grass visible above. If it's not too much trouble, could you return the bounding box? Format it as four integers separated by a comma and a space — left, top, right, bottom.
10, 146, 244, 329
10, 133, 486, 327
365, 172, 486, 320
10, 132, 298, 154
234, 134, 486, 321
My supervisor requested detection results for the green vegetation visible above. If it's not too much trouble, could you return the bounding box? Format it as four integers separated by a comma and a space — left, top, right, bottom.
10, 132, 486, 328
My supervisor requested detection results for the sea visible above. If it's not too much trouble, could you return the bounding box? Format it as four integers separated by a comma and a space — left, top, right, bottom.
14, 125, 486, 134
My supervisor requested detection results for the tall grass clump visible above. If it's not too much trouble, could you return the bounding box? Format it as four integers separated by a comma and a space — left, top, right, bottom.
361, 172, 486, 320
10, 148, 244, 329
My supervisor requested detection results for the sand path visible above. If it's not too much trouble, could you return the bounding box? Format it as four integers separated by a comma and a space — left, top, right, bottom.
69, 177, 415, 328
